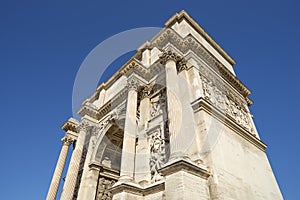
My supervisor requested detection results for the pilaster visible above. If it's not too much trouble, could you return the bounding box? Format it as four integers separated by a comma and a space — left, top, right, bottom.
135, 85, 152, 185
77, 125, 99, 199
119, 76, 140, 182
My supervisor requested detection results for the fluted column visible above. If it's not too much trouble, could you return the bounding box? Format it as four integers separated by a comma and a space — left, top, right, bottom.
46, 136, 73, 200
77, 126, 98, 199
160, 50, 187, 160
60, 122, 89, 200
119, 77, 139, 181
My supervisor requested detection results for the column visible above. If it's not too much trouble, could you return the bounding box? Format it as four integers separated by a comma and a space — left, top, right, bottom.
135, 86, 151, 184
160, 50, 187, 160
77, 127, 98, 199
46, 136, 73, 200
119, 77, 139, 181
60, 123, 89, 200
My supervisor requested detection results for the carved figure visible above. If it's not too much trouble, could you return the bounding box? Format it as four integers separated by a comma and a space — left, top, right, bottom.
149, 129, 165, 182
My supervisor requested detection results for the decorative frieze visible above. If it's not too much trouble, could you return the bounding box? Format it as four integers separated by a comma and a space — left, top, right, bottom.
200, 73, 254, 133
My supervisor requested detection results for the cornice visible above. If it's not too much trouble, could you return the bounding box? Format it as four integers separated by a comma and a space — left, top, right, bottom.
97, 87, 128, 120
149, 28, 251, 99
77, 101, 99, 119
61, 117, 79, 132
164, 10, 236, 66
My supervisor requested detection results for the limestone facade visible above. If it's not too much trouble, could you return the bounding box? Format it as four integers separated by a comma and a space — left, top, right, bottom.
47, 10, 283, 200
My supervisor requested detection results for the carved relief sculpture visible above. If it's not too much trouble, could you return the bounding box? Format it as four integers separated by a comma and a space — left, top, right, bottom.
149, 128, 166, 182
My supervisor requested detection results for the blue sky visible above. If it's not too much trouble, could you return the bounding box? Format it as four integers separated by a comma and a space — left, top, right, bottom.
1, 0, 299, 199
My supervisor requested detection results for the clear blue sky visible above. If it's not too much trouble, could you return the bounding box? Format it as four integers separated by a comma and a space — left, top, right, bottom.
1, 0, 299, 199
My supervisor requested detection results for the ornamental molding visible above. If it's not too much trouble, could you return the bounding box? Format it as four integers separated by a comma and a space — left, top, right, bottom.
98, 88, 127, 120
149, 28, 251, 99
77, 101, 99, 119
159, 158, 210, 180
120, 58, 165, 81
61, 117, 79, 132
110, 181, 165, 196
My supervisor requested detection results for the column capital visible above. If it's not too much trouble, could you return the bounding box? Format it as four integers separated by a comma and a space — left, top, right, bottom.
140, 84, 153, 99
159, 50, 182, 65
127, 76, 140, 91
61, 136, 74, 146
177, 58, 188, 73
78, 121, 91, 132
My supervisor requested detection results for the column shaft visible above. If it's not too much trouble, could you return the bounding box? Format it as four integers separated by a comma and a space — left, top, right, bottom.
165, 59, 184, 159
60, 127, 87, 200
77, 133, 97, 199
46, 138, 71, 200
135, 95, 151, 184
119, 88, 138, 181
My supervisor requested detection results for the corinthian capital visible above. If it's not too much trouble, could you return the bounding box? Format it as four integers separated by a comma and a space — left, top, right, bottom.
159, 50, 182, 65
61, 136, 74, 146
177, 58, 188, 73
140, 84, 153, 99
78, 121, 91, 132
127, 77, 140, 91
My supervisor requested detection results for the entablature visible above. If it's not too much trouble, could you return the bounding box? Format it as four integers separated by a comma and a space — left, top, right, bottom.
148, 28, 251, 100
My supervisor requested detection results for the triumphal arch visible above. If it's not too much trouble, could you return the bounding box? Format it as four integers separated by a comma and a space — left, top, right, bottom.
47, 11, 283, 200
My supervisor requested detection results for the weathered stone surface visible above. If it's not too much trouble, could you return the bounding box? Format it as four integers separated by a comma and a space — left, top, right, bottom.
47, 10, 283, 200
